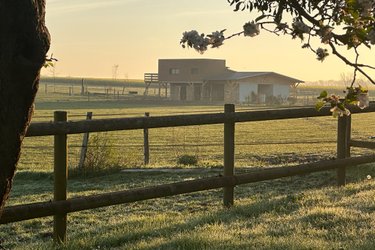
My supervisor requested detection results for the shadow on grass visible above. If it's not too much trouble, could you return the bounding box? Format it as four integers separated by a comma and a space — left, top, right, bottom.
69, 193, 302, 249
9, 171, 54, 200
14, 171, 53, 181
10, 169, 219, 202
12, 162, 374, 202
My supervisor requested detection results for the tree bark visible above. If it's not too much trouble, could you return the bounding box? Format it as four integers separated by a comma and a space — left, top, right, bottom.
0, 0, 50, 217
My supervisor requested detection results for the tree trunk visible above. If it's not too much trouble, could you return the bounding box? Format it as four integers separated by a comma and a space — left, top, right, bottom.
0, 0, 50, 217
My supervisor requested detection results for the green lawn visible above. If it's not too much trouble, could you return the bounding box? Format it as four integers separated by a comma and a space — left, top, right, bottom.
1, 88, 375, 249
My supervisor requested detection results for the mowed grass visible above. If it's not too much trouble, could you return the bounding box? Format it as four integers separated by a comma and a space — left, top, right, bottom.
1, 88, 375, 249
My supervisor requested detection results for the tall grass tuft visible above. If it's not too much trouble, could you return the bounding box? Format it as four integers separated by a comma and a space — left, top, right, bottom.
177, 154, 198, 166
71, 133, 122, 177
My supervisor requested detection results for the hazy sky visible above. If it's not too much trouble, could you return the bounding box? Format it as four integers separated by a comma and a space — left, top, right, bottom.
42, 0, 375, 82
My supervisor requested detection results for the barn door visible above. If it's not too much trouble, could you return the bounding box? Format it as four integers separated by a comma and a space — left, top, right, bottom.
180, 85, 187, 101
194, 84, 202, 101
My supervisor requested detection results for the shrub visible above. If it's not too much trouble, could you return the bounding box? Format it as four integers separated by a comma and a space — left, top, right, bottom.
266, 95, 283, 105
83, 133, 119, 172
177, 154, 198, 166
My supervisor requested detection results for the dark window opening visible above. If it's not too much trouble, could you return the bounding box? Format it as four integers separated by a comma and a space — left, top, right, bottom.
169, 68, 180, 75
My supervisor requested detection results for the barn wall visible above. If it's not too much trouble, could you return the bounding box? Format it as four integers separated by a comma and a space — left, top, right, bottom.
186, 84, 194, 101
202, 83, 211, 101
170, 85, 180, 101
212, 84, 225, 101
273, 84, 290, 98
240, 75, 293, 85
193, 83, 203, 101
206, 80, 225, 102
239, 83, 258, 102
158, 59, 227, 82
237, 74, 294, 103
258, 84, 273, 97
224, 81, 239, 103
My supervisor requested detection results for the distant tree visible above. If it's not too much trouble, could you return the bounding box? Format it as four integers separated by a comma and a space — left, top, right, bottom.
181, 0, 374, 116
0, 0, 50, 216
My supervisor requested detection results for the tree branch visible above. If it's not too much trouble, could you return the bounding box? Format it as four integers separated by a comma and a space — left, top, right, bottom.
329, 42, 375, 85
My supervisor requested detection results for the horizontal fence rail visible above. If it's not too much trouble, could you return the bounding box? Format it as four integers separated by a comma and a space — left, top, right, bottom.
350, 140, 375, 149
2, 155, 375, 224
26, 103, 375, 137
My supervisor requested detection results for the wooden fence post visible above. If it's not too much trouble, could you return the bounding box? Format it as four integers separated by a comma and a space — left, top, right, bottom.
223, 104, 235, 207
337, 115, 350, 186
346, 115, 352, 158
81, 78, 84, 95
54, 111, 68, 243
144, 112, 150, 165
78, 112, 93, 169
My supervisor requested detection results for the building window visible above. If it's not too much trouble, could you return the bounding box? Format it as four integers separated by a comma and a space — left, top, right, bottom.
191, 68, 199, 74
169, 68, 180, 75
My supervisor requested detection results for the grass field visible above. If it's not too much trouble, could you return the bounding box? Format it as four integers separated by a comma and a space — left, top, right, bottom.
1, 85, 375, 249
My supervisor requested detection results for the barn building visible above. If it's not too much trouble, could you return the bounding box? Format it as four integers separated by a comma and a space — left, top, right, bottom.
157, 58, 303, 103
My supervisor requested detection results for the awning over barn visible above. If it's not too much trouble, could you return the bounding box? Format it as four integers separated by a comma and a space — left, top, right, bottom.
205, 70, 304, 84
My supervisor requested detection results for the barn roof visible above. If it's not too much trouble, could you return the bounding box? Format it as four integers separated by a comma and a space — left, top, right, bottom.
205, 70, 304, 83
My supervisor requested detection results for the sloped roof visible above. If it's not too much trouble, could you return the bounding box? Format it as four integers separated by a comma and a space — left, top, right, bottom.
205, 70, 304, 83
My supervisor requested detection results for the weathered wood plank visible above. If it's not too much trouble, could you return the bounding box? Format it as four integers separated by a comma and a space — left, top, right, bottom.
53, 111, 68, 243
337, 116, 350, 186
25, 103, 375, 137
223, 104, 235, 207
350, 140, 375, 149
143, 112, 150, 165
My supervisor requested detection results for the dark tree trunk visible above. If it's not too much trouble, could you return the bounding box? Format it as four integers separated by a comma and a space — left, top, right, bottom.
0, 0, 50, 216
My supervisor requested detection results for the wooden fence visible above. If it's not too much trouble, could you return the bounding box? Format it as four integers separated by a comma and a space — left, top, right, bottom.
1, 103, 375, 243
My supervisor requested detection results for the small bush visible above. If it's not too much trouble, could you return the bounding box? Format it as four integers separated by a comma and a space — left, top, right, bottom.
74, 133, 122, 176
85, 133, 115, 169
266, 95, 283, 105
177, 154, 198, 166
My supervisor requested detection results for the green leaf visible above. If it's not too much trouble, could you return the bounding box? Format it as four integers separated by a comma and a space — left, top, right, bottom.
345, 94, 357, 104
358, 85, 368, 93
337, 103, 346, 111
346, 99, 357, 105
315, 101, 325, 111
317, 90, 328, 99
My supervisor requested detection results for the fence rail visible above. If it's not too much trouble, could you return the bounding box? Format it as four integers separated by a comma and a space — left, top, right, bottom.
26, 104, 375, 137
2, 102, 375, 243
350, 140, 375, 149
2, 154, 375, 224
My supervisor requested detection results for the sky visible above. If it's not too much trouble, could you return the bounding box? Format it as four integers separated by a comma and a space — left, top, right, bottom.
42, 0, 375, 82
